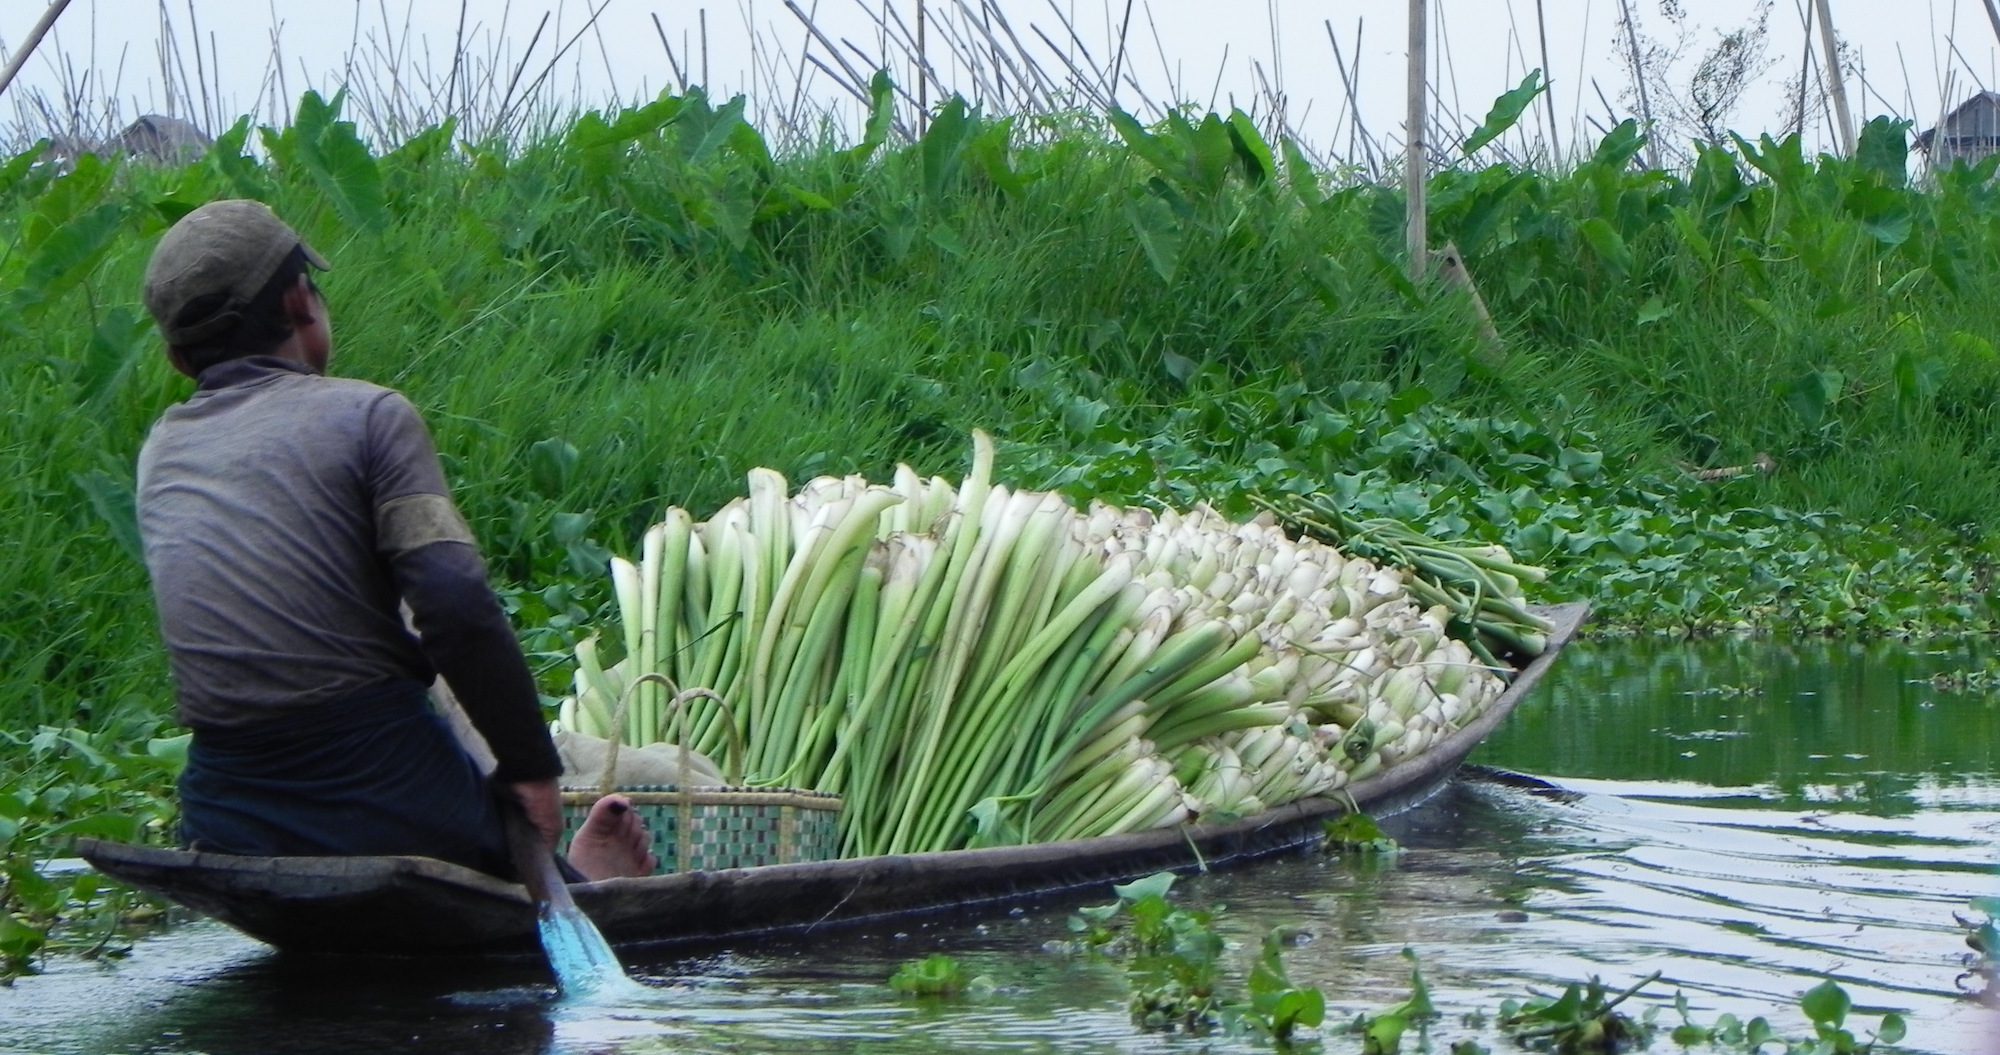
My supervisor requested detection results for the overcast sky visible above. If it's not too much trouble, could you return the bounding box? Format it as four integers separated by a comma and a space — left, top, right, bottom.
8, 1, 1999, 165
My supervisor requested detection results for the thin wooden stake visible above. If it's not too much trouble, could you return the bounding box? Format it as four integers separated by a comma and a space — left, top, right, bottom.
1406, 0, 1429, 284
1983, 0, 2000, 52
1813, 0, 1855, 153
1433, 242, 1506, 366
0, 0, 76, 108
1614, 0, 1661, 168
1533, 0, 1561, 162
916, 0, 927, 134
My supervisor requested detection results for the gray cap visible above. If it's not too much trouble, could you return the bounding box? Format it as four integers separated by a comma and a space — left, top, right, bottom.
143, 199, 330, 345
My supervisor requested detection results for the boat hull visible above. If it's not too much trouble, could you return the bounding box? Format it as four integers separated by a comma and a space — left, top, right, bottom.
80, 602, 1588, 957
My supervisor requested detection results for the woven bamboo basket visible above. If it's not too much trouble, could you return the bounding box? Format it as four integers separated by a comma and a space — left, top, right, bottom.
559, 679, 842, 874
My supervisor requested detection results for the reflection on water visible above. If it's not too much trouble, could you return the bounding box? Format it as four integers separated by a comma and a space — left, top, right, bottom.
3, 637, 1996, 1054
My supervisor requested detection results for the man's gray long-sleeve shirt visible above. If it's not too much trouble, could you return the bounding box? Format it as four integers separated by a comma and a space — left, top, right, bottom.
136, 356, 560, 783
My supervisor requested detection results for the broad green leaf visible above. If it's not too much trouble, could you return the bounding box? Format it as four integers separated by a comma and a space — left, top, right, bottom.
1591, 119, 1647, 169
1187, 112, 1236, 193
1226, 109, 1276, 184
1577, 217, 1633, 277
1784, 369, 1843, 427
920, 97, 973, 199
289, 90, 388, 233
1875, 1013, 1907, 1044
1123, 192, 1183, 283
42, 813, 141, 842
527, 437, 580, 499
840, 70, 896, 166
1281, 136, 1323, 206
682, 93, 748, 166
1636, 296, 1675, 326
20, 201, 127, 310
1854, 116, 1913, 187
966, 116, 1027, 197
1464, 69, 1545, 155
1108, 109, 1178, 179
1112, 870, 1175, 903
1800, 980, 1850, 1028
73, 469, 144, 565
77, 306, 152, 407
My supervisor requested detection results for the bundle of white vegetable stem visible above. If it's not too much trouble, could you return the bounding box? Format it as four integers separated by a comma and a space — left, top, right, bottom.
556, 431, 1548, 855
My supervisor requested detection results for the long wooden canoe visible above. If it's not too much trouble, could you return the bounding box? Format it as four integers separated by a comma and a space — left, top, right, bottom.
79, 602, 1588, 958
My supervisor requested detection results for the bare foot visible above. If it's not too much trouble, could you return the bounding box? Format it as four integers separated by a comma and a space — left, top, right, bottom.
567, 795, 658, 880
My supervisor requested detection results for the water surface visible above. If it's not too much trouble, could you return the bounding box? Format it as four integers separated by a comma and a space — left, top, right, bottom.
4, 636, 1995, 1053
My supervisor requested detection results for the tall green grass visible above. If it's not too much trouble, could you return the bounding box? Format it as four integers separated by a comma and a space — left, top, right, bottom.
4, 85, 1998, 731
8, 76, 2000, 973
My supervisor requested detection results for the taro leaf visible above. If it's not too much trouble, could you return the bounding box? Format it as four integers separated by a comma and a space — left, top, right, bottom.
209, 116, 272, 200
682, 93, 748, 166
290, 90, 388, 233
527, 437, 580, 499
927, 223, 967, 258
1591, 119, 1647, 170
1577, 217, 1633, 277
966, 116, 1026, 197
1188, 112, 1237, 193
921, 97, 973, 199
1843, 183, 1912, 246
77, 306, 152, 407
73, 469, 143, 565
0, 142, 39, 199
1970, 896, 2000, 917
1113, 870, 1176, 903
1160, 349, 1199, 385
1281, 136, 1323, 207
1784, 368, 1843, 428
1800, 980, 1850, 1028
20, 201, 127, 311
1636, 296, 1675, 326
856, 69, 896, 161
1109, 108, 1178, 180
1892, 347, 1944, 420
1123, 192, 1183, 283
1226, 109, 1276, 184
1464, 69, 1545, 155
1876, 1013, 1907, 1045
841, 70, 896, 167
726, 118, 776, 174
1855, 116, 1913, 187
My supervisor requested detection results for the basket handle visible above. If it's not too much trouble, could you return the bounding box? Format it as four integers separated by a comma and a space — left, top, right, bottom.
600, 673, 744, 793
599, 673, 745, 875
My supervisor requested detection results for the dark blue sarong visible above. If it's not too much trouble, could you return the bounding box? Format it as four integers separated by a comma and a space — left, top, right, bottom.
179, 681, 514, 878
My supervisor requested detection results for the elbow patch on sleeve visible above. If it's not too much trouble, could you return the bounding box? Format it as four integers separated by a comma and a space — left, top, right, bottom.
377, 493, 476, 557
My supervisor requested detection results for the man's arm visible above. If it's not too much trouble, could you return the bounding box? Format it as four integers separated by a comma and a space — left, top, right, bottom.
390, 538, 562, 785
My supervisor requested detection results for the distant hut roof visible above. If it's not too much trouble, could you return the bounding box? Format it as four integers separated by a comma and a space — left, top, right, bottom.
1917, 90, 2000, 151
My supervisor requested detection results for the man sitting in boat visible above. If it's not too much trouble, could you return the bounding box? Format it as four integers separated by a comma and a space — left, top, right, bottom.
134, 199, 656, 883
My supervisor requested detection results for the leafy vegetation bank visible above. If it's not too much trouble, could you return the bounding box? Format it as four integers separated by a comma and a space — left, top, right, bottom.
3, 81, 1999, 969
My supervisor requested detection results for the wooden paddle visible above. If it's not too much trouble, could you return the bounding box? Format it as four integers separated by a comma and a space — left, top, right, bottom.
499, 795, 640, 998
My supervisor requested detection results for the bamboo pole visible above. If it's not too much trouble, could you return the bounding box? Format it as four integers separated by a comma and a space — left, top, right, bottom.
0, 0, 76, 107
1533, 0, 1561, 162
1406, 0, 1428, 284
1613, 0, 1661, 168
1813, 0, 1855, 154
1984, 0, 2000, 52
916, 0, 927, 134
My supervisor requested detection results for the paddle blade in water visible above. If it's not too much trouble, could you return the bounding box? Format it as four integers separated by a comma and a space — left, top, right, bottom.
537, 903, 650, 1002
